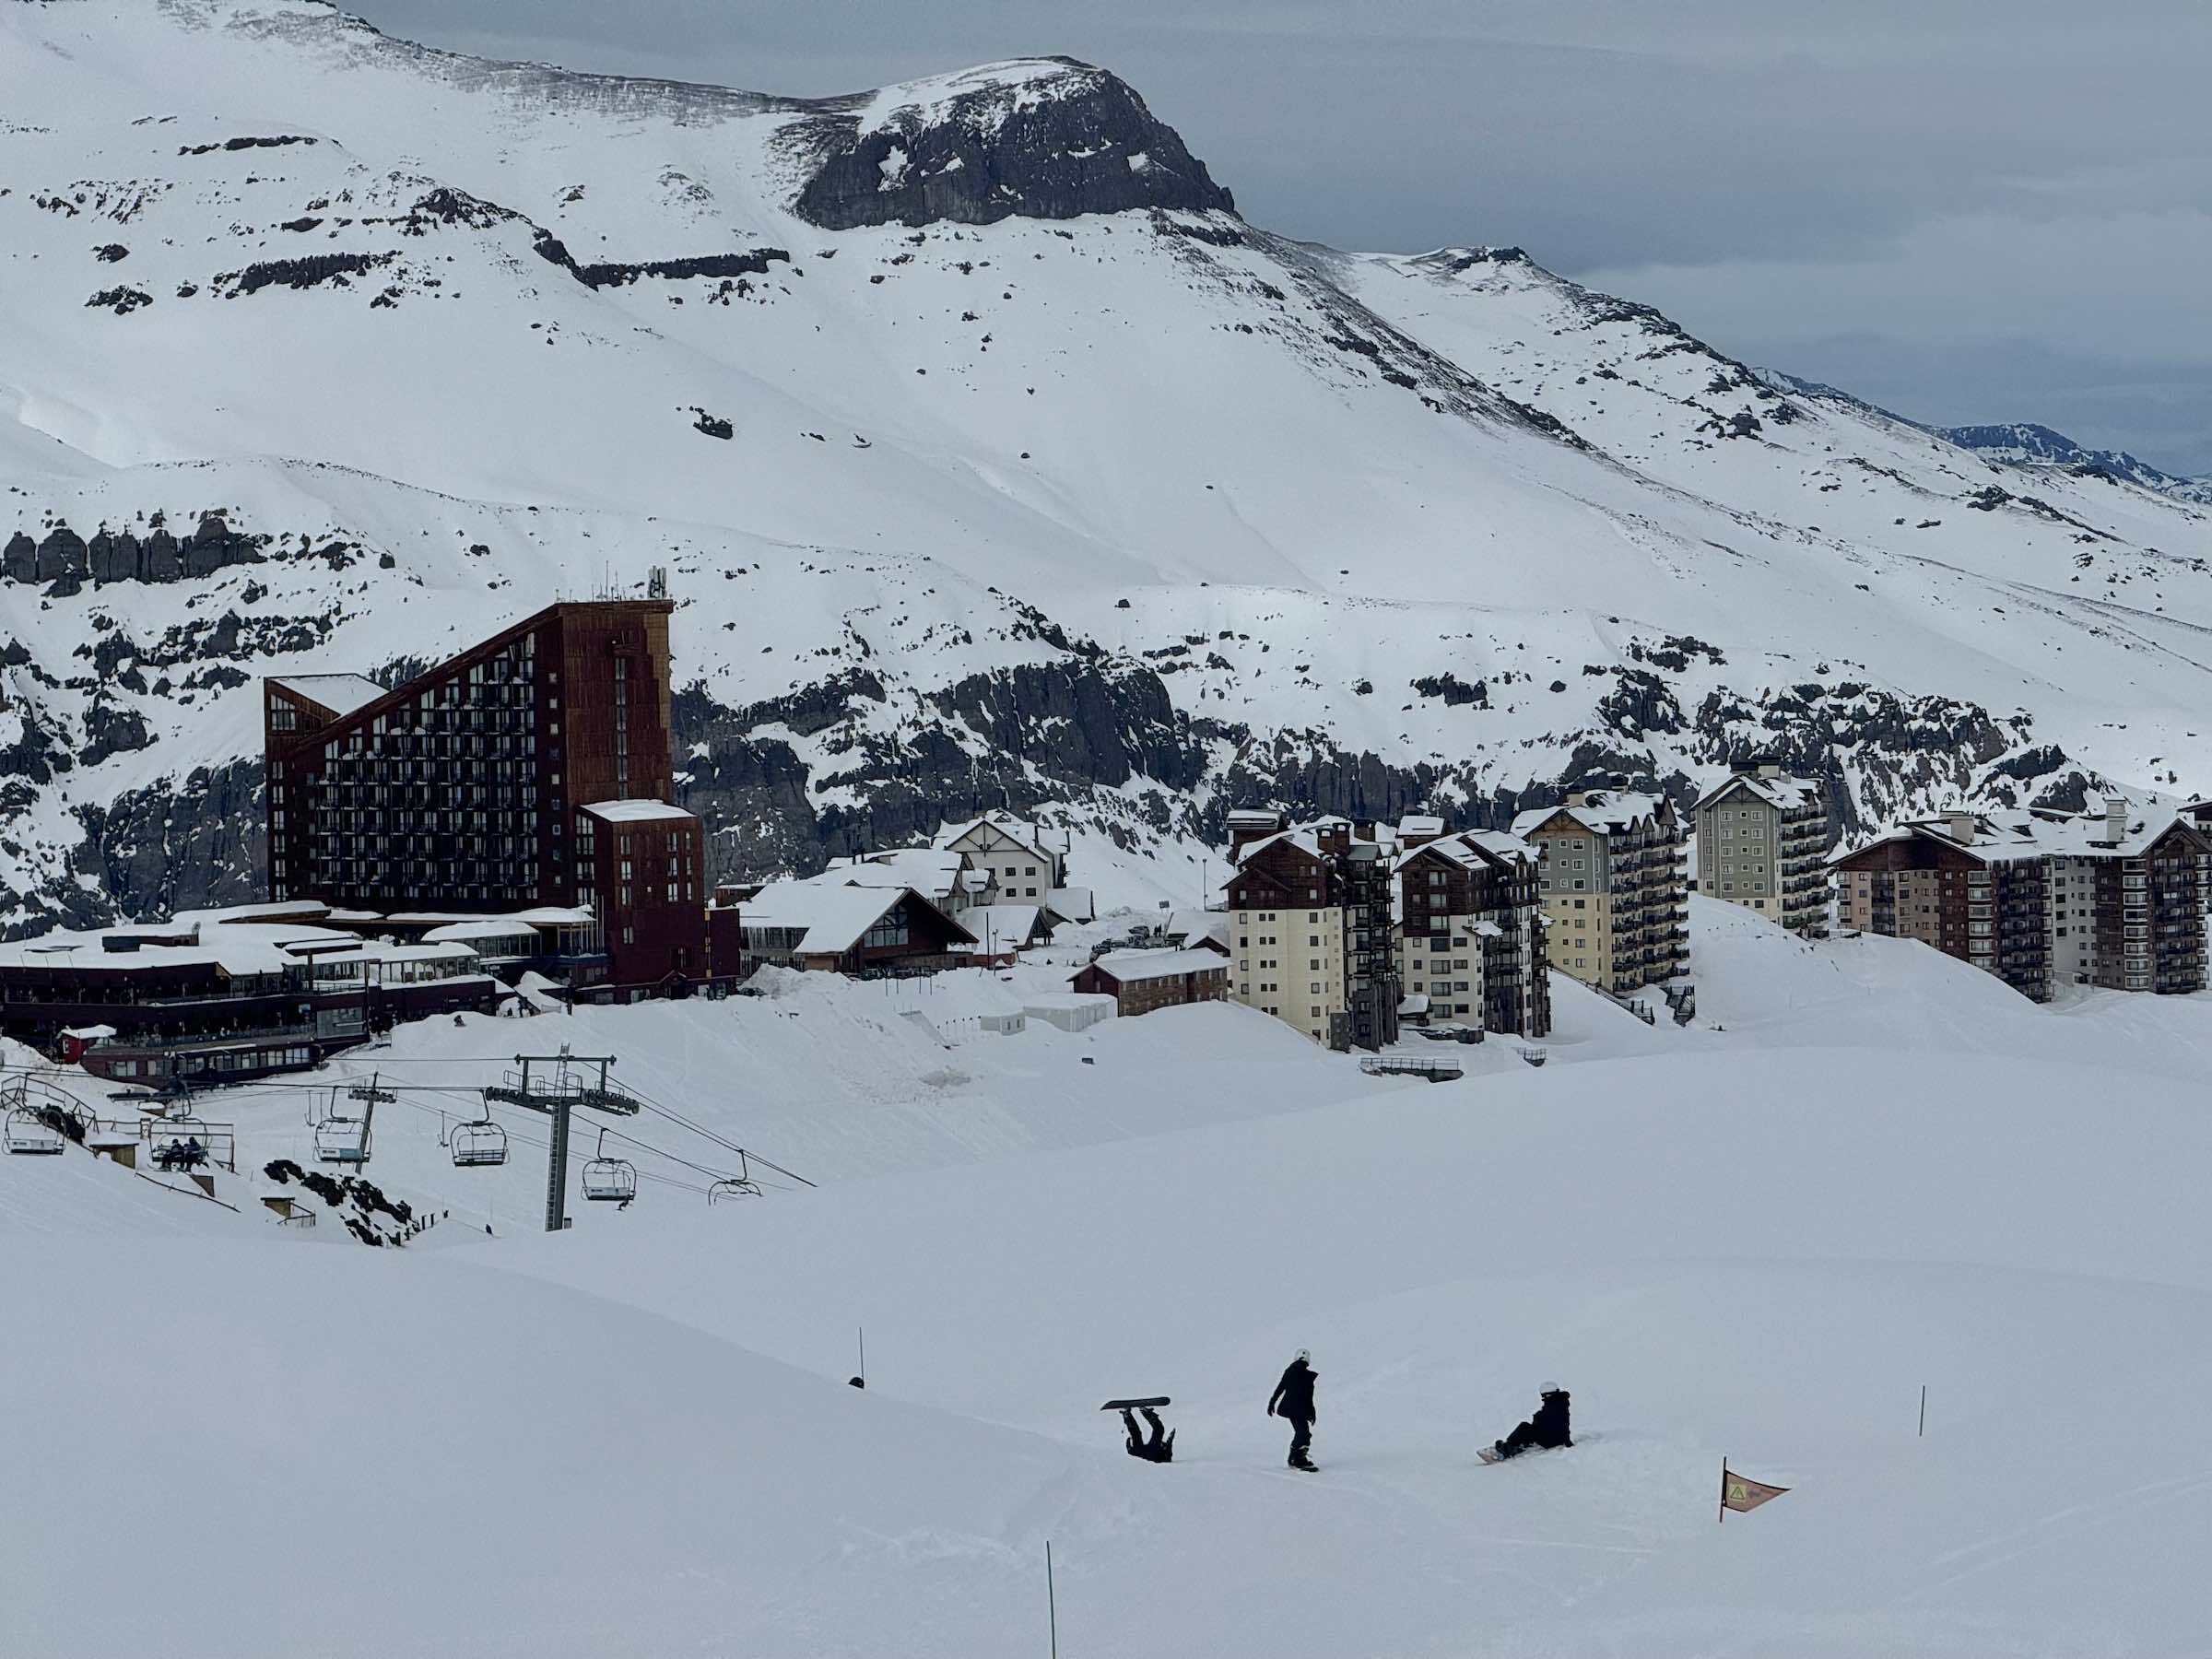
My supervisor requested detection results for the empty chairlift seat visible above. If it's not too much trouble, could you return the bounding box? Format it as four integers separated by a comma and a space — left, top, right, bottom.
450, 1119, 509, 1168
4, 1106, 65, 1156
581, 1127, 636, 1204
582, 1157, 637, 1204
314, 1113, 370, 1165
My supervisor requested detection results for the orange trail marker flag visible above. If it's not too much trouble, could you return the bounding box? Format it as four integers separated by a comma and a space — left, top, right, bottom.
1720, 1462, 1790, 1522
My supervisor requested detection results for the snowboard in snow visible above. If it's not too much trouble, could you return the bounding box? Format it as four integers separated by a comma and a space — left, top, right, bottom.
1477, 1447, 1504, 1465
1099, 1396, 1171, 1411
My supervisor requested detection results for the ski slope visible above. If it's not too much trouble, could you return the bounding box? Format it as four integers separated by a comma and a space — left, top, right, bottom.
6, 901, 2212, 1654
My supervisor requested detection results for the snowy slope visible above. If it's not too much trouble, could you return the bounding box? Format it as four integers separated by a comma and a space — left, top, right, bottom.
9, 908, 2212, 1653
3, 0, 2212, 932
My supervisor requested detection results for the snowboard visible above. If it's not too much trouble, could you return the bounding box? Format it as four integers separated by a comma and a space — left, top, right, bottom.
1099, 1396, 1171, 1411
1477, 1447, 1504, 1465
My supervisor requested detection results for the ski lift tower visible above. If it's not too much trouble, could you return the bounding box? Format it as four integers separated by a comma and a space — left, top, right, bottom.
481, 1046, 639, 1231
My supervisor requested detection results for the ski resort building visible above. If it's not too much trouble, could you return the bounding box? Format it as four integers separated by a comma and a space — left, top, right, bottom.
264, 595, 711, 994
1394, 830, 1552, 1036
932, 813, 1068, 901
1069, 947, 1230, 1018
0, 905, 498, 1087
1511, 791, 1690, 994
1831, 802, 2208, 999
732, 877, 977, 975
1222, 816, 1399, 1052
1692, 762, 1831, 933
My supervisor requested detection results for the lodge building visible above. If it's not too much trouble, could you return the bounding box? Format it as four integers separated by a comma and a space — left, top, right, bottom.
264, 595, 709, 991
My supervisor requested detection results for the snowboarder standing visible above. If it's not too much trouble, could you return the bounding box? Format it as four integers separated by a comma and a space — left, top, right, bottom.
1489, 1383, 1571, 1461
1268, 1349, 1319, 1471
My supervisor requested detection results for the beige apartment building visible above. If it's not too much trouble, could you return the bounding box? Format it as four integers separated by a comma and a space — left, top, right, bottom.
1223, 816, 1398, 1051
1692, 762, 1830, 933
1511, 790, 1689, 994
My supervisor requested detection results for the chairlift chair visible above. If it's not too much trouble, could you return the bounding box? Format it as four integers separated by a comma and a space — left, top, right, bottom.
707, 1175, 761, 1205
581, 1127, 637, 1204
150, 1112, 209, 1150
314, 1116, 369, 1164
4, 1106, 65, 1156
450, 1118, 509, 1169
313, 1090, 370, 1165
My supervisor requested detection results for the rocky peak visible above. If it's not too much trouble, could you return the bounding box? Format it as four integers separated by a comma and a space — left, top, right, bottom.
789, 57, 1235, 229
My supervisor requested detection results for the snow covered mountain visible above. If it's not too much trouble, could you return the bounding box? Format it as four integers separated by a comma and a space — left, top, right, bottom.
1935, 422, 2212, 506
5, 0, 2212, 931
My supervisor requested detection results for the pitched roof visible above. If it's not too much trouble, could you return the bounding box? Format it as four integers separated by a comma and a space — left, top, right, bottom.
740, 879, 976, 955
853, 847, 970, 900
954, 903, 1048, 951
1832, 802, 2210, 866
1512, 791, 1668, 840
932, 811, 1064, 859
268, 673, 386, 717
1080, 947, 1230, 984
1693, 770, 1823, 814
1394, 828, 1539, 875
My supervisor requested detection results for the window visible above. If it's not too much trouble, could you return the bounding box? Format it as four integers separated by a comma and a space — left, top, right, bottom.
864, 911, 912, 951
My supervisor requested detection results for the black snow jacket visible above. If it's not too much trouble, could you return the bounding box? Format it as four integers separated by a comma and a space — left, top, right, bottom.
1531, 1390, 1571, 1449
1268, 1359, 1318, 1422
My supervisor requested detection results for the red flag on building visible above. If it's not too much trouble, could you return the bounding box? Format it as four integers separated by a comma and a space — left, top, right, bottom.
1720, 1462, 1790, 1520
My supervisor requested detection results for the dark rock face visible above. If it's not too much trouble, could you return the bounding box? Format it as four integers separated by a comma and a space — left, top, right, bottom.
3, 518, 267, 588
792, 60, 1235, 230
76, 759, 265, 925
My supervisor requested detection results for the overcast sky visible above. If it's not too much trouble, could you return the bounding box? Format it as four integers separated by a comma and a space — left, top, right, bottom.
369, 0, 2212, 475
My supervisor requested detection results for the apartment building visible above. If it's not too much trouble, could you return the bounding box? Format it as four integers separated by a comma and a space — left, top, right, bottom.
264, 594, 708, 991
1511, 790, 1689, 994
1224, 817, 1399, 1052
1692, 762, 1830, 933
1831, 801, 2208, 1000
1394, 829, 1551, 1036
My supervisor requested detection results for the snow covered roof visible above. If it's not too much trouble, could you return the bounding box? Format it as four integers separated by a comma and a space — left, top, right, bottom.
955, 903, 1047, 952
742, 879, 975, 955
170, 900, 334, 927
581, 798, 698, 826
0, 921, 479, 977
1834, 803, 2208, 865
932, 811, 1065, 860
268, 673, 386, 717
853, 847, 969, 899
422, 920, 543, 945
1512, 792, 1667, 840
1166, 909, 1232, 951
1398, 815, 1445, 839
1693, 769, 1822, 815
1394, 828, 1538, 874
1043, 886, 1094, 924
1083, 947, 1230, 984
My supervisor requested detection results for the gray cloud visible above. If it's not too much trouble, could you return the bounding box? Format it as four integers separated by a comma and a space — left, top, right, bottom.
359, 0, 2212, 474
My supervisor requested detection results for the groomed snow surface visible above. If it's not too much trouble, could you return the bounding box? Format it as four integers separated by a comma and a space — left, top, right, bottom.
7, 900, 2212, 1655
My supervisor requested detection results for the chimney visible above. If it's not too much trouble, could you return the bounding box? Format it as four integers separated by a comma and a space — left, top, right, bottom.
2105, 796, 2128, 843
1942, 810, 1978, 844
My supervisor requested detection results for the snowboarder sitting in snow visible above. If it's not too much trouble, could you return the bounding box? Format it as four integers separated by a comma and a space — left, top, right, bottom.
1490, 1384, 1571, 1461
1268, 1349, 1319, 1471
1120, 1406, 1175, 1464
